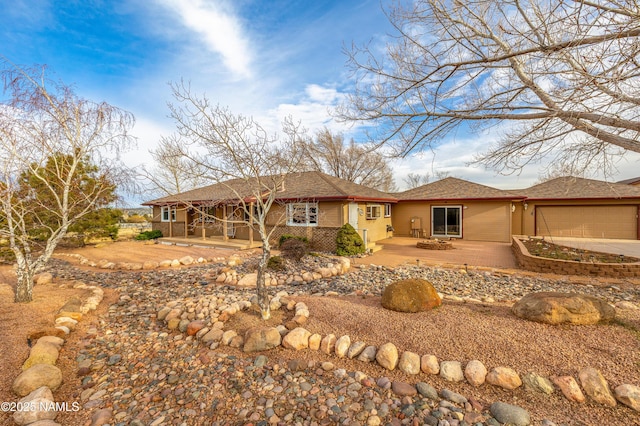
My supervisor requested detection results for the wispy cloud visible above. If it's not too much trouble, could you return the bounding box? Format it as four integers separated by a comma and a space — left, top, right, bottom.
155, 0, 252, 79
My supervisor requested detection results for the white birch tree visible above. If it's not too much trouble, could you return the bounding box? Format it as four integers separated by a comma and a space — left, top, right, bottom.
0, 63, 134, 302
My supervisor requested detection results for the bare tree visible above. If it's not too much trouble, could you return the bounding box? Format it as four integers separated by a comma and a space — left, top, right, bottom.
403, 173, 430, 189
0, 63, 134, 302
338, 0, 640, 174
301, 128, 397, 191
139, 136, 208, 197
164, 81, 307, 319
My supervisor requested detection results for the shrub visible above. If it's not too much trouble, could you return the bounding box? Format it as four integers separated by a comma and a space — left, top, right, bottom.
126, 214, 148, 223
279, 234, 309, 247
135, 230, 163, 240
280, 238, 309, 261
336, 223, 365, 256
267, 255, 285, 271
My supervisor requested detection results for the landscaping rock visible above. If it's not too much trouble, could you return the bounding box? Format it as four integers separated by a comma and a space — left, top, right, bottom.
552, 376, 585, 402
22, 341, 60, 370
320, 334, 336, 355
36, 273, 53, 285
381, 278, 441, 312
512, 292, 615, 325
439, 361, 464, 382
308, 333, 321, 350
398, 351, 420, 375
12, 364, 63, 396
522, 372, 554, 394
579, 367, 616, 407
490, 402, 531, 426
12, 386, 57, 425
237, 273, 257, 287
614, 384, 640, 411
487, 367, 522, 390
335, 335, 351, 358
391, 381, 417, 396
357, 346, 377, 363
464, 360, 487, 386
243, 327, 282, 352
375, 342, 398, 370
282, 327, 311, 350
347, 341, 367, 359
421, 354, 439, 374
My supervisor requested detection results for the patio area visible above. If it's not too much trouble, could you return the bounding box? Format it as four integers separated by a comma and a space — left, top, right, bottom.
353, 237, 518, 269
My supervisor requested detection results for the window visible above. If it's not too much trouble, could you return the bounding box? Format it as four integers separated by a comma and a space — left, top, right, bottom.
384, 203, 392, 217
366, 204, 381, 220
431, 206, 462, 237
287, 202, 318, 226
161, 206, 176, 222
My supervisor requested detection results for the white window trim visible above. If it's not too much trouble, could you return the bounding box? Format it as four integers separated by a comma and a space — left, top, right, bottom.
431, 205, 462, 238
384, 203, 392, 217
366, 204, 382, 220
287, 202, 318, 226
161, 206, 176, 222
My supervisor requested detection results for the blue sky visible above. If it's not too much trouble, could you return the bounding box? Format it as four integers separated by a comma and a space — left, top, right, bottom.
2, 0, 639, 203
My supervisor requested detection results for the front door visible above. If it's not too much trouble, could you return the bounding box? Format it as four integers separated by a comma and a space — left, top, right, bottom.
348, 203, 359, 230
432, 206, 462, 238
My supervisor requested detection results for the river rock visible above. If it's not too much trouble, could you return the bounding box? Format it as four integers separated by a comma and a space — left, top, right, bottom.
12, 386, 57, 425
578, 367, 616, 407
552, 376, 585, 402
522, 372, 554, 394
335, 335, 351, 358
381, 278, 441, 312
614, 384, 640, 411
237, 273, 257, 287
421, 354, 439, 374
398, 351, 420, 375
375, 342, 398, 370
512, 292, 615, 325
464, 360, 487, 386
320, 334, 336, 355
282, 327, 311, 350
439, 361, 464, 382
357, 346, 377, 362
487, 367, 522, 390
12, 364, 63, 397
347, 341, 367, 359
490, 402, 531, 426
243, 327, 282, 352
22, 341, 60, 370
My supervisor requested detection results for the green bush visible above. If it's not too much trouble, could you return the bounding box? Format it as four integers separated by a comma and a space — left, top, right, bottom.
279, 234, 309, 247
336, 223, 365, 256
267, 255, 285, 271
135, 230, 163, 240
280, 238, 309, 261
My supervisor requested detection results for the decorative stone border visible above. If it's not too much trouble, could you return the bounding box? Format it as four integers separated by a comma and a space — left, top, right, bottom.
416, 240, 453, 250
157, 292, 640, 415
54, 252, 217, 270
10, 280, 104, 426
512, 236, 640, 278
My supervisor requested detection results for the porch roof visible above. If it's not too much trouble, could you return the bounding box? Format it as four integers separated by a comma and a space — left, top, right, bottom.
143, 171, 398, 206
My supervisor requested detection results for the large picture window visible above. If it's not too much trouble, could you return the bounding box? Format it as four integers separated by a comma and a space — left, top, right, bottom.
431, 206, 461, 237
161, 206, 176, 222
287, 202, 318, 226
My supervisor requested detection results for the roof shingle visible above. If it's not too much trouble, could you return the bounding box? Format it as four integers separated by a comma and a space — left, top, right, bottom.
395, 177, 523, 201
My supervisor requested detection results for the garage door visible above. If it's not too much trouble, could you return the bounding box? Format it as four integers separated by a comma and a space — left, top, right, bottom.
536, 206, 638, 239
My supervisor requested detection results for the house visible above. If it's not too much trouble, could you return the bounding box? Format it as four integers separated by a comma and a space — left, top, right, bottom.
618, 177, 640, 186
518, 177, 640, 240
143, 171, 397, 252
392, 178, 525, 243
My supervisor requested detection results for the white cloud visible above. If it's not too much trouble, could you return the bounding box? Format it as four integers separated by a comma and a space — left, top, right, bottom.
155, 0, 252, 79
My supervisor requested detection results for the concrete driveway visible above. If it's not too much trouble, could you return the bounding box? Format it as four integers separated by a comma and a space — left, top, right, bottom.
547, 237, 640, 259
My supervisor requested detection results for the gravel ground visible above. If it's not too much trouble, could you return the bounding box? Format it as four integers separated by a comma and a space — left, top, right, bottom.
36, 258, 640, 426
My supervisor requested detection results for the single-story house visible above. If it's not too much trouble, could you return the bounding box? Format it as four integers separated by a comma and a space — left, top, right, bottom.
392, 178, 525, 243
518, 177, 640, 240
143, 171, 397, 252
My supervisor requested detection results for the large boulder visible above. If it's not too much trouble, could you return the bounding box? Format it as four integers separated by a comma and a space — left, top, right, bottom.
12, 364, 63, 397
243, 327, 282, 352
381, 279, 441, 313
512, 292, 615, 325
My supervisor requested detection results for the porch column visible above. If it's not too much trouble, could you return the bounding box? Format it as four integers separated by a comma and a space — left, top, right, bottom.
184, 208, 187, 238
169, 206, 173, 237
201, 209, 206, 240
249, 202, 254, 246
223, 206, 228, 241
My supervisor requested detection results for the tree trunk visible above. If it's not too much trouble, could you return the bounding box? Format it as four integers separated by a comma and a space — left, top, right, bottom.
14, 260, 34, 303
255, 241, 271, 320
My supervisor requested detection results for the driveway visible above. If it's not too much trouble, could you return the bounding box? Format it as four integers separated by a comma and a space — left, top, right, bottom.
547, 237, 640, 259
352, 237, 517, 269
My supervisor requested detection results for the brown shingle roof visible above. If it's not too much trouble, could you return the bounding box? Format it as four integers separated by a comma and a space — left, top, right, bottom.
395, 177, 524, 201
523, 176, 640, 200
143, 171, 397, 205
617, 176, 640, 185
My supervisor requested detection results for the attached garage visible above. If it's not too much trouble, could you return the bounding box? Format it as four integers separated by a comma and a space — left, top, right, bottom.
535, 205, 638, 239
